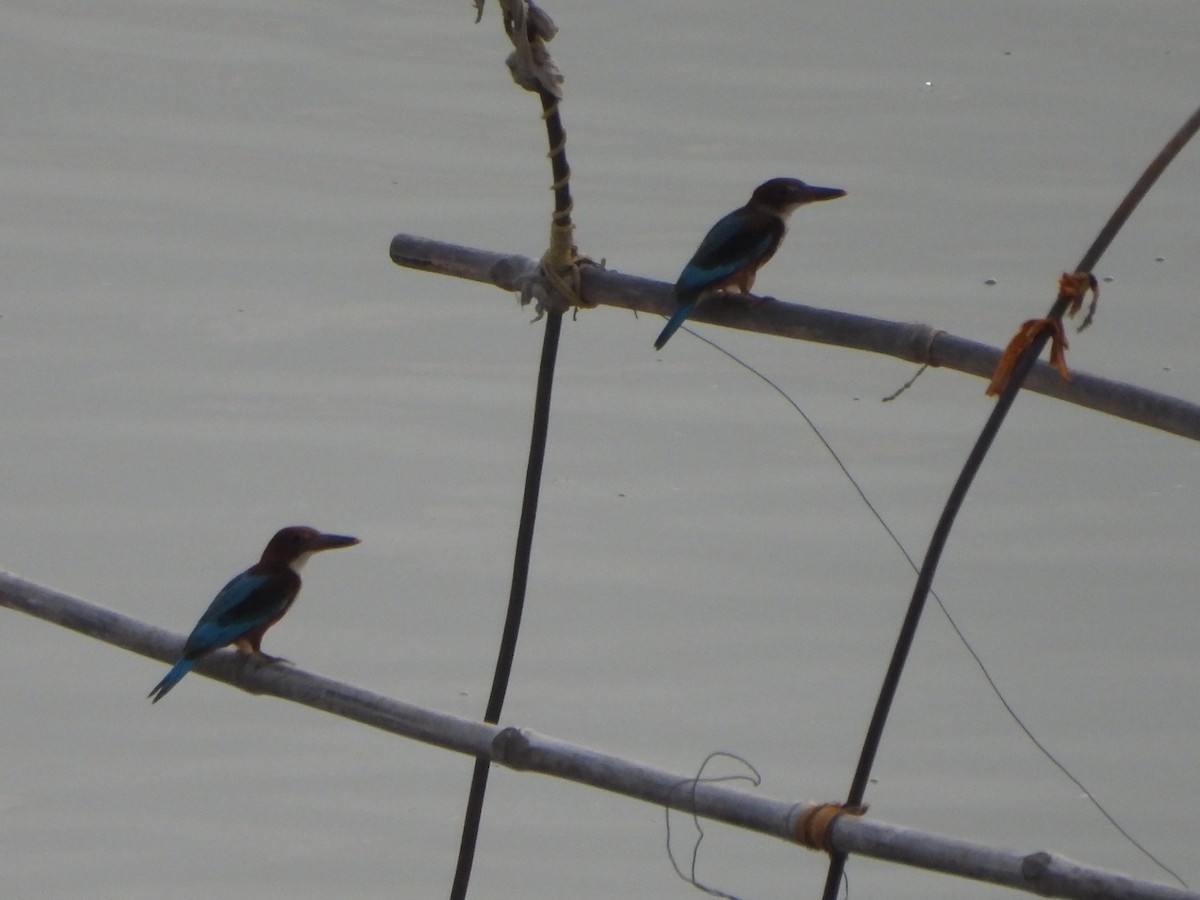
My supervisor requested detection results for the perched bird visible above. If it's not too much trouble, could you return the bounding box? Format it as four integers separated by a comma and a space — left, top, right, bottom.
653, 177, 846, 350
148, 526, 360, 703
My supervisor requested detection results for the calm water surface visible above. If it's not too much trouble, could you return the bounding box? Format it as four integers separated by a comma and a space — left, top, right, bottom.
2, 2, 1198, 898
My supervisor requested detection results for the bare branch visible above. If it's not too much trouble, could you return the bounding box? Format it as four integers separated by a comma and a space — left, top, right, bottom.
390, 233, 1200, 441
2, 568, 1196, 900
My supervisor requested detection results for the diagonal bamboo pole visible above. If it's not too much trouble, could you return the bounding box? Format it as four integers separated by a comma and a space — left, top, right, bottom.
390, 233, 1200, 442
2, 569, 1196, 900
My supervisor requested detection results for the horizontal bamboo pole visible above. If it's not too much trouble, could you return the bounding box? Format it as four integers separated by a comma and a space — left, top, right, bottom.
390, 233, 1200, 442
3, 569, 1194, 900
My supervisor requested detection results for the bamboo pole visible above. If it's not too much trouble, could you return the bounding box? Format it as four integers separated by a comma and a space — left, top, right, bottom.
2, 568, 1194, 900
390, 233, 1200, 442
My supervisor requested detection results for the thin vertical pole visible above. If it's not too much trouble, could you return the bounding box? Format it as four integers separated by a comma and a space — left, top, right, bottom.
449, 310, 563, 899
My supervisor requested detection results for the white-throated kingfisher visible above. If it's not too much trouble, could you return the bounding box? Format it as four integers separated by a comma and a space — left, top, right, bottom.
653, 177, 845, 350
148, 525, 360, 703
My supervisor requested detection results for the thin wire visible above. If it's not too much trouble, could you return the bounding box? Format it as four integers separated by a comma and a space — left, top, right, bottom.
683, 325, 1188, 889
664, 752, 761, 900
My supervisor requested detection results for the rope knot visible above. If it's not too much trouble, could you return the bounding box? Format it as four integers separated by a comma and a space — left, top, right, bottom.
795, 802, 868, 853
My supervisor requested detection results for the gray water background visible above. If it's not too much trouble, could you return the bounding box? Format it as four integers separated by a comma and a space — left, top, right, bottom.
2, 2, 1198, 898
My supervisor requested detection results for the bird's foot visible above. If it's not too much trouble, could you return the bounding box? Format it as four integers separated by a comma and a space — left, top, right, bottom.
233, 639, 292, 667
251, 651, 292, 667
722, 290, 771, 308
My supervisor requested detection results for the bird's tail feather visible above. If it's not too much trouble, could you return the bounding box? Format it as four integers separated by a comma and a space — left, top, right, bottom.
148, 658, 196, 704
653, 301, 697, 350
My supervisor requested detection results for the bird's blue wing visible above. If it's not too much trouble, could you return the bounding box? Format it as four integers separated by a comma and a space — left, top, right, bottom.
180, 571, 294, 658
675, 210, 782, 299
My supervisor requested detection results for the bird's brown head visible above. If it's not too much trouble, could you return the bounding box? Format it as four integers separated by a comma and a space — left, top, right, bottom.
750, 177, 846, 215
260, 526, 360, 570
